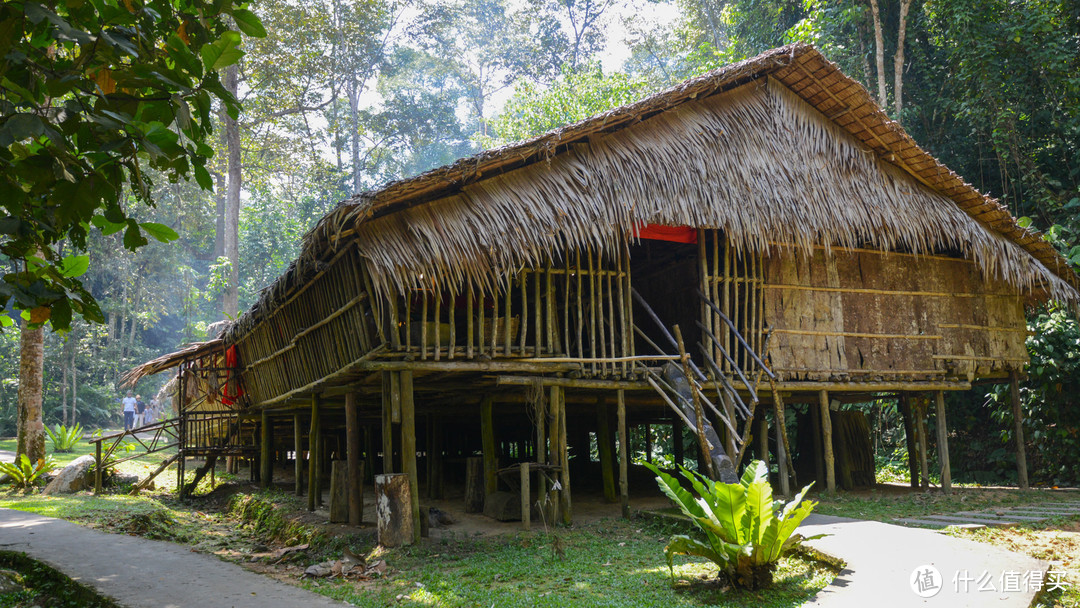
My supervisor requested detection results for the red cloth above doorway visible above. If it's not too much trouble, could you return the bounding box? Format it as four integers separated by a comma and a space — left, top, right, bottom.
633, 223, 698, 244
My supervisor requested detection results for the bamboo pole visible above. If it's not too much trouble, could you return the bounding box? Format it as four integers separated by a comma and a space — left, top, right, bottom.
467, 283, 474, 359
1009, 370, 1029, 489
519, 272, 528, 355
588, 248, 598, 376
435, 288, 443, 361
605, 264, 616, 377
534, 268, 542, 357
448, 285, 456, 360
504, 277, 512, 355
935, 390, 951, 493
722, 239, 731, 373
818, 390, 835, 493
617, 389, 629, 518
546, 265, 556, 356
421, 289, 429, 360
576, 251, 584, 361
405, 289, 412, 354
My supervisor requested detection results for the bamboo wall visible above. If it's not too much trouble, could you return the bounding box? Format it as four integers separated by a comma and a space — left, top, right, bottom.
387, 245, 636, 378
763, 245, 1029, 382
234, 245, 379, 405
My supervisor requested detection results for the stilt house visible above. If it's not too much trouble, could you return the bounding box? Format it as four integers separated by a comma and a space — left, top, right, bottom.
124, 44, 1080, 538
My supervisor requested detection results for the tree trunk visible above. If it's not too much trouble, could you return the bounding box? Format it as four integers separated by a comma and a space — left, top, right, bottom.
213, 107, 228, 261
127, 276, 141, 355
869, 0, 887, 107
348, 81, 362, 194
893, 0, 912, 119
60, 334, 70, 426
17, 310, 47, 464
70, 335, 78, 424
223, 63, 241, 318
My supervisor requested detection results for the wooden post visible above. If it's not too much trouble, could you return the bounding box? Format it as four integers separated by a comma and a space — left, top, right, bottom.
329, 460, 349, 523
809, 400, 824, 487
756, 409, 768, 465
294, 414, 303, 496
553, 385, 571, 525
818, 390, 835, 493
934, 390, 951, 493
915, 398, 930, 491
260, 409, 272, 489
94, 440, 102, 495
520, 463, 531, 531
899, 394, 919, 488
772, 385, 797, 495
346, 392, 362, 524
1009, 370, 1029, 489
307, 395, 321, 511
399, 370, 420, 543
597, 399, 617, 502
481, 395, 498, 496
381, 372, 394, 474
375, 473, 414, 547
617, 389, 629, 518
464, 456, 484, 512
775, 415, 790, 498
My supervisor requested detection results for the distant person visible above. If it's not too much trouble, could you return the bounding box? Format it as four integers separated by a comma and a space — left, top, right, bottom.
134, 394, 146, 428
122, 391, 136, 431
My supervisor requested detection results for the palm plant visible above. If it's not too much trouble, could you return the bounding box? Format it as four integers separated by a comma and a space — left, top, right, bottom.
45, 422, 84, 453
644, 460, 819, 590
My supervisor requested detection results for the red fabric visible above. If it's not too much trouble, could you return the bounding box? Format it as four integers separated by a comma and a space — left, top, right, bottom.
634, 223, 698, 244
222, 345, 244, 405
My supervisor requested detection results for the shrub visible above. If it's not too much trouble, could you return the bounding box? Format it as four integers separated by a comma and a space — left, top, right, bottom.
0, 454, 57, 490
644, 460, 819, 590
45, 422, 83, 453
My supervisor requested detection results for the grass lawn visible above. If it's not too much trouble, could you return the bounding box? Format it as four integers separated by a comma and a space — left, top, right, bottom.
297, 519, 834, 608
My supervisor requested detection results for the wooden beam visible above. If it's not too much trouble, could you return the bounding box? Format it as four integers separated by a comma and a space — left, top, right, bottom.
1009, 370, 1029, 489
308, 394, 321, 511
399, 370, 421, 543
481, 395, 498, 496
818, 390, 835, 493
346, 392, 362, 525
260, 409, 272, 489
935, 391, 952, 493
617, 389, 629, 519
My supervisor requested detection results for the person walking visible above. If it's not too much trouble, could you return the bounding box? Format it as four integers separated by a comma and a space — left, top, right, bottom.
122, 391, 136, 431
134, 395, 146, 429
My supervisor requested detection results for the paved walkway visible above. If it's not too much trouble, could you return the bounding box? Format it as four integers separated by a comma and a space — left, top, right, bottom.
801, 514, 1046, 607
894, 501, 1080, 529
0, 509, 348, 608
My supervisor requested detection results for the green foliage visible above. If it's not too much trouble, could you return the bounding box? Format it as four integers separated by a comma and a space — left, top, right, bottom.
0, 0, 264, 330
986, 305, 1080, 484
0, 454, 56, 489
644, 460, 818, 590
45, 422, 83, 453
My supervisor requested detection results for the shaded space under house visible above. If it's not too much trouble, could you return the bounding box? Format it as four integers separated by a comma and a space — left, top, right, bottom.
121, 43, 1080, 541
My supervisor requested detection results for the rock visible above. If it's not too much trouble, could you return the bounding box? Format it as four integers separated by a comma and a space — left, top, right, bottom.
41, 455, 96, 495
109, 472, 139, 487
0, 569, 24, 594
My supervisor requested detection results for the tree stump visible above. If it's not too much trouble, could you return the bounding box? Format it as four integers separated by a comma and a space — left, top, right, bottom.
375, 473, 414, 547
464, 456, 485, 513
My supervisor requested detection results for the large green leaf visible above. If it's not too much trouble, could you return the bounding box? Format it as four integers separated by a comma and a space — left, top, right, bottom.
741, 461, 773, 547
643, 462, 707, 520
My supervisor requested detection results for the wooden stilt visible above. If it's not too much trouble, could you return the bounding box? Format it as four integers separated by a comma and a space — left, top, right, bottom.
294, 414, 303, 496
915, 398, 930, 491
771, 384, 797, 494
308, 395, 321, 511
756, 409, 768, 465
520, 463, 531, 531
617, 389, 629, 518
809, 400, 824, 487
775, 414, 790, 498
95, 440, 102, 495
260, 409, 272, 488
1009, 370, 1029, 489
381, 372, 394, 474
363, 426, 375, 483
399, 370, 421, 543
818, 390, 835, 493
346, 392, 362, 524
481, 395, 498, 496
934, 390, 951, 493
596, 398, 617, 502
899, 394, 919, 488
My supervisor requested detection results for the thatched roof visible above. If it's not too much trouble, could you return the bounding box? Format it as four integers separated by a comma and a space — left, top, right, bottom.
120, 339, 223, 387
223, 43, 1080, 344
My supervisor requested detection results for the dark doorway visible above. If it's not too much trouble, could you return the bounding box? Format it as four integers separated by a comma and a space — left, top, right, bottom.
629, 237, 701, 357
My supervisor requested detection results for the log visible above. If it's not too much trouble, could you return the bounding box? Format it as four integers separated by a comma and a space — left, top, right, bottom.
375, 473, 414, 547
464, 456, 485, 513
1009, 370, 1029, 489
329, 460, 349, 523
346, 393, 362, 524
935, 390, 951, 493
819, 390, 835, 493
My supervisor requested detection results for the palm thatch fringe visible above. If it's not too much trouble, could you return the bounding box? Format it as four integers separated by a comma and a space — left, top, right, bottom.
221, 45, 1078, 346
